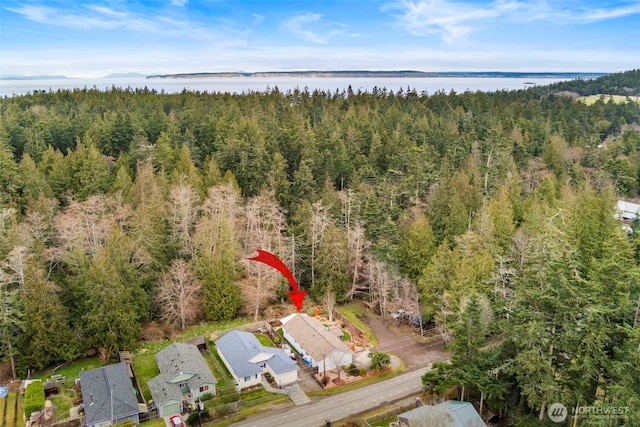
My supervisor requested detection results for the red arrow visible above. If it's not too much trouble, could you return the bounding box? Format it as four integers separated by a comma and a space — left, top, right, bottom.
247, 249, 306, 313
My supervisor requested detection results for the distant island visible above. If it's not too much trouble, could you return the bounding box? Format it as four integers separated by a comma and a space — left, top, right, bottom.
102, 72, 149, 78
147, 70, 607, 79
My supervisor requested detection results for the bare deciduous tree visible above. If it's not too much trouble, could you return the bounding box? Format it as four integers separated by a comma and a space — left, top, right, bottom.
155, 259, 202, 330
240, 192, 289, 320
169, 182, 200, 256
309, 201, 330, 290
346, 221, 368, 300
326, 351, 350, 380
323, 287, 336, 322
241, 259, 280, 321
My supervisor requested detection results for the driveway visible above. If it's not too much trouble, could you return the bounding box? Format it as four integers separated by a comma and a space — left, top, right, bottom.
364, 316, 450, 369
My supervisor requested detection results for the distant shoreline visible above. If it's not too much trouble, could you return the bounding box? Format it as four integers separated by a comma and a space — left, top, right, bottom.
146, 70, 606, 80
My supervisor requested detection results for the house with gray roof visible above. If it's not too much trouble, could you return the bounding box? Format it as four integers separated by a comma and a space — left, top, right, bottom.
148, 343, 217, 418
397, 401, 486, 427
80, 362, 140, 427
215, 330, 298, 391
281, 314, 352, 375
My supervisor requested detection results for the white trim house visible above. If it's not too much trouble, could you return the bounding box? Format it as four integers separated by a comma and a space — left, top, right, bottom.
215, 330, 298, 391
281, 314, 353, 375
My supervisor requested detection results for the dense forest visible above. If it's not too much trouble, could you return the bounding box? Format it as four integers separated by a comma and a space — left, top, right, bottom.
1, 69, 640, 425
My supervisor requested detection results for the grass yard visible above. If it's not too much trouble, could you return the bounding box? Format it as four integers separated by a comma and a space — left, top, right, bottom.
182, 317, 254, 339
254, 334, 274, 347
138, 417, 166, 427
1, 390, 24, 427
35, 357, 101, 382
49, 396, 71, 420
578, 94, 640, 105
337, 304, 378, 346
132, 342, 167, 401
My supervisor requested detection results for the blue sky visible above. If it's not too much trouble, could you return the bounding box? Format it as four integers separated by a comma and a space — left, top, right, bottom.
1, 0, 639, 78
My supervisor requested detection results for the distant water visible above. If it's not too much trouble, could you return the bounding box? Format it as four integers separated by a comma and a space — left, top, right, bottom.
0, 76, 572, 98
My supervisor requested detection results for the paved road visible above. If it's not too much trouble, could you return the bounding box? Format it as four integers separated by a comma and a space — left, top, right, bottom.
232, 367, 429, 427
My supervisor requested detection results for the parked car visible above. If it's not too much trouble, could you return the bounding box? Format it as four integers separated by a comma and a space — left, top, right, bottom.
409, 314, 436, 329
169, 415, 184, 427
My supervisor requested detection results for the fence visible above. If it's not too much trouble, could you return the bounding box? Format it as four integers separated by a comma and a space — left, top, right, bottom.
363, 400, 422, 427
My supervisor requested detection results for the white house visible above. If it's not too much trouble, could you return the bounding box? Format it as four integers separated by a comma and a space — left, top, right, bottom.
215, 330, 298, 391
281, 314, 353, 375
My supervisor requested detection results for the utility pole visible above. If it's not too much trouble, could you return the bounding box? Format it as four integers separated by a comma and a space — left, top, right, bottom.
110, 386, 114, 426
197, 399, 204, 427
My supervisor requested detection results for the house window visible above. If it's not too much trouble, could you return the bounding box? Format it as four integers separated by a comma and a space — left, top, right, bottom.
254, 374, 258, 379
244, 376, 250, 382
199, 385, 209, 393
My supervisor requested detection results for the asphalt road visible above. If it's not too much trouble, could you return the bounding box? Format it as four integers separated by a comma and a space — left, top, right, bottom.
232, 367, 429, 427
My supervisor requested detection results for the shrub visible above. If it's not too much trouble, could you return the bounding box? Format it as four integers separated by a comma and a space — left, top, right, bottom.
24, 381, 46, 418
368, 351, 391, 371
200, 392, 213, 401
346, 364, 359, 376
187, 410, 212, 426
359, 367, 367, 377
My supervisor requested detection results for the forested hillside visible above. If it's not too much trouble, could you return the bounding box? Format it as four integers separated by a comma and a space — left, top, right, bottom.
1, 70, 640, 424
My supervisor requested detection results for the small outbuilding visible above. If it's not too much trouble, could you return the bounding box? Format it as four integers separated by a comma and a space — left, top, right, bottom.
397, 400, 486, 427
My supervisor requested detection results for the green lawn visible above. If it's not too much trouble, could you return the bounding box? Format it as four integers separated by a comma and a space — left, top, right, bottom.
133, 342, 167, 401
254, 334, 274, 347
337, 304, 378, 346
2, 391, 24, 427
138, 417, 166, 427
50, 396, 71, 420
35, 357, 101, 382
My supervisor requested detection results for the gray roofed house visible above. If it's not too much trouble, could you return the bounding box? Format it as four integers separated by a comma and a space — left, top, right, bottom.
215, 330, 298, 391
398, 401, 486, 427
617, 200, 640, 221
280, 314, 353, 374
80, 362, 140, 427
149, 343, 217, 418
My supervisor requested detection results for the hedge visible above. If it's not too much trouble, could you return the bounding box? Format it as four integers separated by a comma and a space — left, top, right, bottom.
24, 381, 45, 418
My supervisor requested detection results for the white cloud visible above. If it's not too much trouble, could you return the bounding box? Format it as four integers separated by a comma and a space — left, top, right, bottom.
386, 0, 524, 42
386, 0, 640, 42
5, 3, 225, 39
574, 3, 640, 22
282, 12, 328, 43
171, 0, 189, 7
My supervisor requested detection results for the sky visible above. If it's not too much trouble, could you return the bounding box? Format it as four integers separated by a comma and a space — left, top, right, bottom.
1, 0, 639, 78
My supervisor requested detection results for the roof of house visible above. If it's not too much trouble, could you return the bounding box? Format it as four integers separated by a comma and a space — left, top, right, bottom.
399, 401, 486, 427
155, 343, 217, 387
79, 362, 139, 426
147, 373, 183, 406
215, 330, 297, 379
617, 200, 640, 221
281, 314, 351, 361
149, 343, 217, 407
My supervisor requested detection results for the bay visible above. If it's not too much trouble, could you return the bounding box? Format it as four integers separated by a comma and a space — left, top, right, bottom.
0, 76, 571, 98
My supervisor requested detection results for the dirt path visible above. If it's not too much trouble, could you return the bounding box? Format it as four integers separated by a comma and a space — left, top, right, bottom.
364, 316, 450, 369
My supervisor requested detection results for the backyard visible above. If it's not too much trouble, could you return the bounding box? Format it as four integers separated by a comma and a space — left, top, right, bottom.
0, 386, 24, 427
